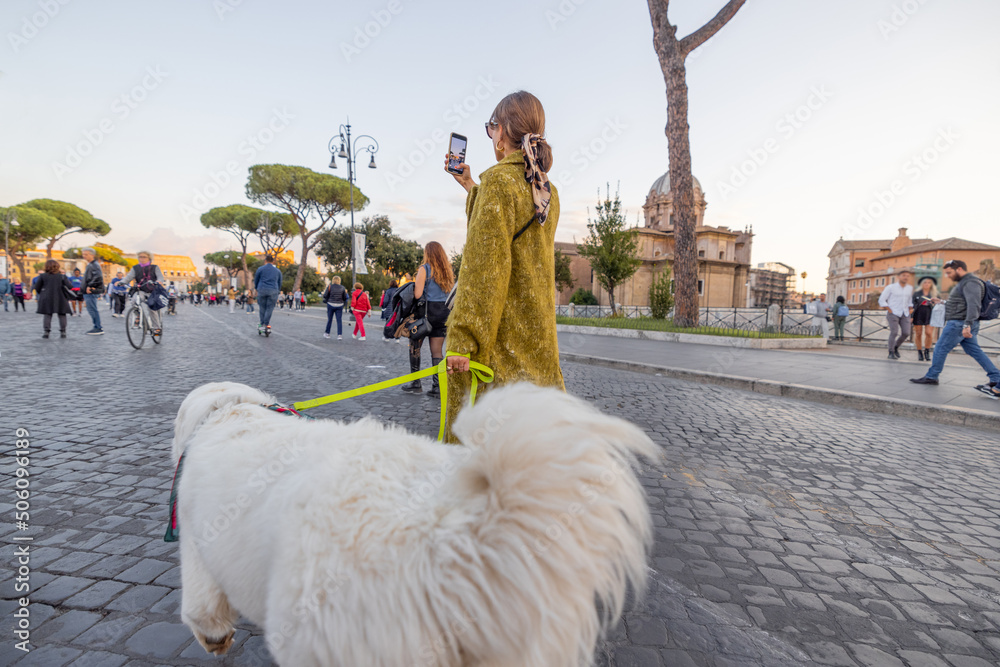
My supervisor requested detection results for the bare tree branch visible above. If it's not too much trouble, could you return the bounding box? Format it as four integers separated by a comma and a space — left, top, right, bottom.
679, 0, 748, 56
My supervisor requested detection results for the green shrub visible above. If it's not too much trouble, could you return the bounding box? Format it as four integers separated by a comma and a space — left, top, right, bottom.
569, 288, 599, 306
648, 270, 674, 319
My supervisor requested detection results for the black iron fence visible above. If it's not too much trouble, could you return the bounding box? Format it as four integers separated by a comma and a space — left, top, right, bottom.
555, 305, 1000, 348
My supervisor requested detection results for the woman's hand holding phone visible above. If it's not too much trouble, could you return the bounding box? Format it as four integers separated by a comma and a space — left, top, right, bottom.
444, 155, 475, 193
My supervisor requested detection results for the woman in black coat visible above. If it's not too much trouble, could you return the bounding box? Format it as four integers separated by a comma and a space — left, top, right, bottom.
36, 259, 75, 338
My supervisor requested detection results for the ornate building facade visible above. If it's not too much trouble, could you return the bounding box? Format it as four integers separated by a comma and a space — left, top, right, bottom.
557, 172, 753, 308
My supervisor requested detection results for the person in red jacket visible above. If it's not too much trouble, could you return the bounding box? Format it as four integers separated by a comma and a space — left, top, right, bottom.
351, 283, 370, 340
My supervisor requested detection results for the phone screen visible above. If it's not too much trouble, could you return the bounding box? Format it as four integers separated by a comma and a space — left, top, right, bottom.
447, 133, 467, 174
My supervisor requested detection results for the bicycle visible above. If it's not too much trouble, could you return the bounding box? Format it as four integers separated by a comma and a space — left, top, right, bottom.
125, 289, 162, 349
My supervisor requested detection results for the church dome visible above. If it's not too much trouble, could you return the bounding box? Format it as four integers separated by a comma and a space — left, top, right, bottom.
648, 172, 703, 198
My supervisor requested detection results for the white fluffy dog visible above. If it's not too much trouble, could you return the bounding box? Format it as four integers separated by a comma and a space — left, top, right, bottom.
172, 381, 656, 667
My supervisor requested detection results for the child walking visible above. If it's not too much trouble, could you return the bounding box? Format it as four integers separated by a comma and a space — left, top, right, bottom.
350, 283, 370, 340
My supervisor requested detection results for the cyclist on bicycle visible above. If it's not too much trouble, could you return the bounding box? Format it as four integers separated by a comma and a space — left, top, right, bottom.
167, 281, 178, 315
117, 251, 166, 336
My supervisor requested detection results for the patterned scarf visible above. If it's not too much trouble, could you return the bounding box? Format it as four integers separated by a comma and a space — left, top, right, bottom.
521, 133, 552, 226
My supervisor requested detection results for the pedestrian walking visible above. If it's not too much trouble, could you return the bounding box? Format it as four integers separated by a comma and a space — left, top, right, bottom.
12, 280, 27, 311
350, 283, 370, 340
253, 254, 282, 334
832, 296, 848, 341
299, 290, 307, 310
910, 259, 1000, 398
912, 276, 938, 361
81, 247, 105, 335
37, 259, 73, 338
879, 270, 914, 360
109, 271, 127, 317
68, 267, 83, 315
322, 276, 349, 339
293, 289, 302, 311
441, 90, 564, 442
809, 294, 831, 338
245, 291, 255, 313
0, 273, 12, 311
401, 243, 454, 397
35, 259, 74, 338
278, 290, 285, 309
228, 287, 236, 313
380, 281, 398, 322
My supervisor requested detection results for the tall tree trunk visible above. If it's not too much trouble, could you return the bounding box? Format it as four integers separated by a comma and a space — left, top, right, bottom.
648, 0, 748, 327
608, 285, 618, 316
293, 232, 309, 293
665, 54, 698, 327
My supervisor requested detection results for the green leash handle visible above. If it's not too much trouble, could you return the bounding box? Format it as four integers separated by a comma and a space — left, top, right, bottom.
292, 351, 494, 441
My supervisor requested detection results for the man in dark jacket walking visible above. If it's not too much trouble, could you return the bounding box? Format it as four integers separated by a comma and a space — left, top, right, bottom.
81, 247, 105, 335
910, 259, 1000, 398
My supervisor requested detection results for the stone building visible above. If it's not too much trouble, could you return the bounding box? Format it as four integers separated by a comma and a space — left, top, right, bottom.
556, 172, 753, 308
826, 228, 1000, 304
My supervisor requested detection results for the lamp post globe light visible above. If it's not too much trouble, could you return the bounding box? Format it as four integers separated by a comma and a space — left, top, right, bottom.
328, 119, 378, 288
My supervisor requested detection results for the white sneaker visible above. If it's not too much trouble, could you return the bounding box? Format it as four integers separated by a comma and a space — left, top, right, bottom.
359, 336, 366, 341
337, 335, 342, 340
323, 333, 330, 339
351, 333, 357, 339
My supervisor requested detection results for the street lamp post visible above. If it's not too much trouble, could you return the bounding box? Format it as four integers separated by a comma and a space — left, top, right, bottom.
328, 119, 378, 288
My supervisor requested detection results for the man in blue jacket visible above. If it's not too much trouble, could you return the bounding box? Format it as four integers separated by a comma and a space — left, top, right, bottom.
253, 254, 283, 333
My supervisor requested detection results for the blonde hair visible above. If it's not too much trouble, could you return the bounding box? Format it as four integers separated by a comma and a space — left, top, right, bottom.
331, 275, 341, 284
422, 241, 455, 293
919, 277, 938, 298
490, 91, 552, 172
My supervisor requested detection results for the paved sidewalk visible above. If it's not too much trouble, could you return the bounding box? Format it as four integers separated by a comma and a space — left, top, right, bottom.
559, 331, 1000, 417
1, 305, 999, 666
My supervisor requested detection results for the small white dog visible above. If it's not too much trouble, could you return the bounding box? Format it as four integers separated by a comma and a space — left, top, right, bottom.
172, 381, 656, 667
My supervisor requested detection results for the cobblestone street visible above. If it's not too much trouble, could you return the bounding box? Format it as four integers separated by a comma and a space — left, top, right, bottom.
2, 303, 1000, 666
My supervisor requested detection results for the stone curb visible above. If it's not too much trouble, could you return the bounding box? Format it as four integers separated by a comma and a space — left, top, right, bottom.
556, 323, 827, 349
560, 352, 1000, 431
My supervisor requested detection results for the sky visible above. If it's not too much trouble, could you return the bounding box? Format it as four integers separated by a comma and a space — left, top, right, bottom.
2, 0, 998, 292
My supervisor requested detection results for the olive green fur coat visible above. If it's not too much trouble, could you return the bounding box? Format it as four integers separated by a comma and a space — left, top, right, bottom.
443, 151, 565, 443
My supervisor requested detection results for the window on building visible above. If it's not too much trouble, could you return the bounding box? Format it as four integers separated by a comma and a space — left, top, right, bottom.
855, 259, 865, 267
718, 251, 725, 260
866, 279, 871, 287
697, 280, 704, 295
698, 250, 705, 258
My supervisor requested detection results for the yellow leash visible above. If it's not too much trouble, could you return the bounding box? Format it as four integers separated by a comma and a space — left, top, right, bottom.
293, 351, 494, 441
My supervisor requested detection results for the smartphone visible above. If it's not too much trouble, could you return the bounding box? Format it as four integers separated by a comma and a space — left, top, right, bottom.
447, 133, 467, 174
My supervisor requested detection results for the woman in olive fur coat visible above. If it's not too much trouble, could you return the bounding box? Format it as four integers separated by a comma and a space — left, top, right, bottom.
35, 259, 75, 338
443, 91, 564, 443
